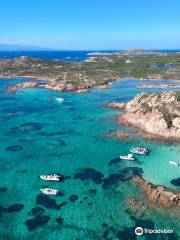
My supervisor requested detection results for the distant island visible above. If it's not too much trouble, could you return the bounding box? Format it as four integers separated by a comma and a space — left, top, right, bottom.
0, 50, 180, 93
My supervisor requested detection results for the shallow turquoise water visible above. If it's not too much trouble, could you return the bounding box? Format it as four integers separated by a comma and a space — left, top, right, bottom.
0, 78, 179, 240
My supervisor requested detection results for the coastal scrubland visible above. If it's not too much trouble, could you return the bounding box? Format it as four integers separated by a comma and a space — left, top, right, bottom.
1, 50, 180, 92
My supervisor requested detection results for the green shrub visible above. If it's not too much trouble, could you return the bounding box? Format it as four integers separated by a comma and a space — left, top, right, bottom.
175, 91, 180, 101
156, 104, 174, 128
140, 102, 153, 114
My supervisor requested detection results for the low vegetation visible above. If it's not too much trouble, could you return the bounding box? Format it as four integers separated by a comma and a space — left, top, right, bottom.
140, 102, 153, 114
175, 91, 180, 101
1, 50, 180, 90
156, 104, 175, 128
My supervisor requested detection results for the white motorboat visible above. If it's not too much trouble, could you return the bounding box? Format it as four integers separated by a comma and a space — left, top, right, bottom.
40, 174, 61, 181
130, 147, 148, 155
120, 154, 135, 161
40, 188, 59, 196
169, 161, 179, 166
56, 97, 64, 102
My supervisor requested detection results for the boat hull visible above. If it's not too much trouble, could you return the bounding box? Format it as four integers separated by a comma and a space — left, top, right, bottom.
40, 176, 60, 181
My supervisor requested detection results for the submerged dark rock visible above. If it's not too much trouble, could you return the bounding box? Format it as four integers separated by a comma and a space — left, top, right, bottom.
25, 215, 50, 231
56, 216, 64, 224
120, 167, 143, 180
116, 227, 136, 240
69, 194, 78, 202
171, 178, 180, 186
0, 187, 7, 193
36, 194, 58, 209
5, 204, 24, 213
6, 145, 23, 152
57, 191, 65, 197
74, 168, 104, 184
28, 207, 45, 216
102, 174, 123, 189
102, 167, 143, 189
89, 189, 97, 194
101, 222, 108, 228
108, 158, 121, 166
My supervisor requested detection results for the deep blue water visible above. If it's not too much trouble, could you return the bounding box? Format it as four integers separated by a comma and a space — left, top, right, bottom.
0, 50, 179, 61
0, 50, 118, 61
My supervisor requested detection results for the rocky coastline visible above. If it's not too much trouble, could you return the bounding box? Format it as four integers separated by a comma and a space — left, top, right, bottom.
108, 92, 180, 141
133, 176, 180, 207
106, 102, 126, 110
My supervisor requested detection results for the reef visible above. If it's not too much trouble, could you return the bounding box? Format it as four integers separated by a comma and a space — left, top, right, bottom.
105, 130, 129, 141
25, 215, 50, 231
28, 207, 45, 216
74, 168, 104, 184
171, 178, 180, 186
102, 167, 143, 189
69, 194, 78, 202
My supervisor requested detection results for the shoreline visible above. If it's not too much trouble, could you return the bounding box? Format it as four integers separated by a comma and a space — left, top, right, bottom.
117, 115, 180, 142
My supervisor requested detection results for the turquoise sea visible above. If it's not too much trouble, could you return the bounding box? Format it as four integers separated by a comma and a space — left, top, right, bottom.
0, 78, 179, 240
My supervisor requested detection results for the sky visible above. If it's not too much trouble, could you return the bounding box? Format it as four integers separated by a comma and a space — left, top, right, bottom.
0, 0, 180, 50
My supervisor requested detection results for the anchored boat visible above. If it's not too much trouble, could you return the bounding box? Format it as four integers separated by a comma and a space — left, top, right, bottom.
169, 161, 179, 166
120, 154, 135, 161
40, 174, 62, 181
40, 188, 59, 196
56, 97, 64, 102
130, 147, 148, 155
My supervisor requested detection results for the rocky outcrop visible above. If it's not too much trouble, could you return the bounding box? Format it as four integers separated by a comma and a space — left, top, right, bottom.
106, 102, 126, 110
116, 92, 180, 141
16, 82, 40, 89
128, 197, 138, 206
98, 84, 109, 90
134, 176, 180, 207
75, 89, 88, 93
127, 197, 149, 216
105, 131, 129, 140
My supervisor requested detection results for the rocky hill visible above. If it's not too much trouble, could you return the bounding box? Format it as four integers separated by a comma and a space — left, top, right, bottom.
115, 91, 180, 141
